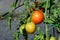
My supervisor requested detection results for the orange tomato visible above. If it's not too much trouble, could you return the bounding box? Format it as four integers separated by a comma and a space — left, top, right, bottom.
31, 10, 44, 24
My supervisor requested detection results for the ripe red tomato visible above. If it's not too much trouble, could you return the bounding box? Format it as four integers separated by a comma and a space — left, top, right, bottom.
31, 10, 44, 24
25, 22, 36, 34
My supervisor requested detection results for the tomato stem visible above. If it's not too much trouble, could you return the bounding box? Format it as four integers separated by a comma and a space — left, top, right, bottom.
23, 0, 30, 40
44, 0, 49, 40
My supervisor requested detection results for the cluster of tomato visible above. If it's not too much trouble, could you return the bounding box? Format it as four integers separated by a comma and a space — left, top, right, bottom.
20, 2, 45, 34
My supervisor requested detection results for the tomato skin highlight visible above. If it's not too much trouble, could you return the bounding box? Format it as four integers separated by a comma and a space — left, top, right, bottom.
31, 10, 44, 24
25, 22, 36, 34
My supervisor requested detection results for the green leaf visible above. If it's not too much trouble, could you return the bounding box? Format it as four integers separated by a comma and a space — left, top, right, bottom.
50, 23, 60, 28
13, 32, 19, 40
34, 27, 44, 40
58, 36, 60, 40
57, 28, 60, 32
34, 35, 40, 40
12, 0, 18, 7
13, 32, 18, 37
44, 20, 54, 24
7, 16, 11, 29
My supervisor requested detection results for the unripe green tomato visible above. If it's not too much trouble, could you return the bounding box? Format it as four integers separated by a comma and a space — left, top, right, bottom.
50, 36, 56, 40
19, 24, 25, 34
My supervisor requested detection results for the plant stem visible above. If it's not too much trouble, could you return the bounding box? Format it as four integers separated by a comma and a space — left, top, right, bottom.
1, 3, 24, 17
23, 0, 30, 40
35, 0, 36, 2
13, 3, 24, 12
7, 16, 11, 30
44, 0, 49, 40
45, 24, 49, 40
25, 0, 29, 10
53, 27, 55, 36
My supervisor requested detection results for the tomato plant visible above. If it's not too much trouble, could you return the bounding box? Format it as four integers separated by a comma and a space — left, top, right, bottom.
31, 10, 44, 24
25, 22, 36, 34
0, 0, 60, 40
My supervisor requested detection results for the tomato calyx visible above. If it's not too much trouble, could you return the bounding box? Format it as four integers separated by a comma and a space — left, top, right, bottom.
39, 7, 45, 12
